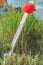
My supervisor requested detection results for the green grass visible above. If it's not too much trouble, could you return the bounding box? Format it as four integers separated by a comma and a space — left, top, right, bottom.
0, 9, 23, 43
2, 54, 43, 65
0, 9, 43, 58
0, 0, 43, 64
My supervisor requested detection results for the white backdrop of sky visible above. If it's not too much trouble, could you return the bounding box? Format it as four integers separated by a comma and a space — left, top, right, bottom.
7, 0, 26, 7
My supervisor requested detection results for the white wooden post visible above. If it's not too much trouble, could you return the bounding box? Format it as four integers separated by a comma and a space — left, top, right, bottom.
9, 13, 28, 55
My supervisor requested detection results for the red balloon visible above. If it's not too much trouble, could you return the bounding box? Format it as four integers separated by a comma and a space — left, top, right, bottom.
24, 2, 36, 14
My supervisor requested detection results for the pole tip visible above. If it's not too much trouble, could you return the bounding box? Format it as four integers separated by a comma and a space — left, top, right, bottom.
23, 2, 36, 14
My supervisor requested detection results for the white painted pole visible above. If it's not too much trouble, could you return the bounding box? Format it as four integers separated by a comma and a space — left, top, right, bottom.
9, 13, 28, 55
3, 12, 28, 65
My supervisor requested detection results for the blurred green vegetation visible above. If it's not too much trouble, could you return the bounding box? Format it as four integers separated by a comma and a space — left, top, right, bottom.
2, 53, 43, 65
0, 8, 43, 65
0, 8, 43, 55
